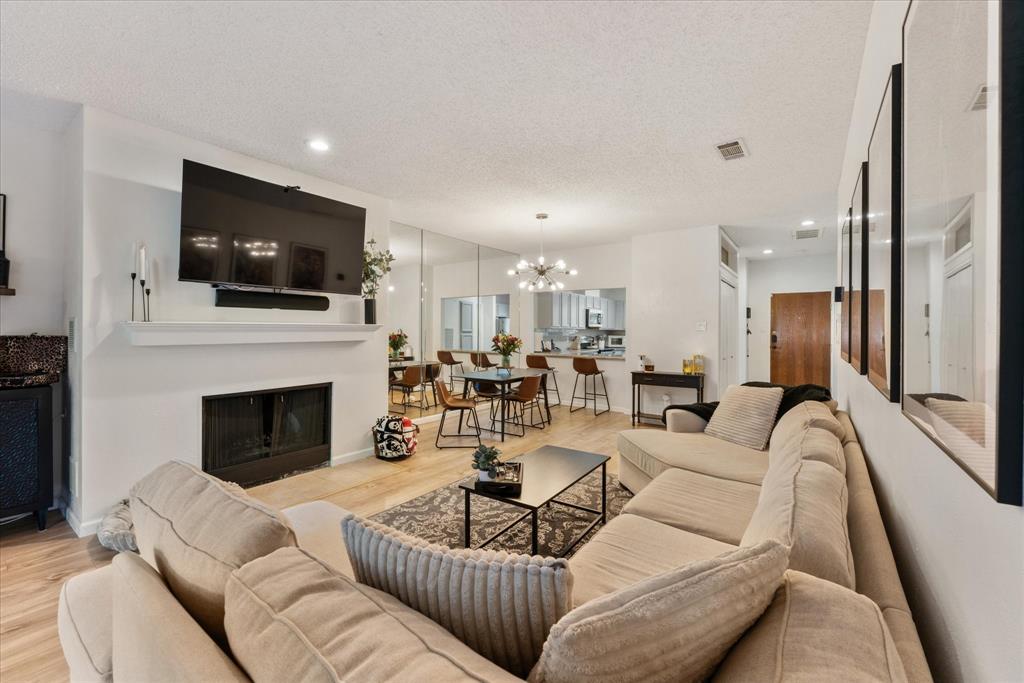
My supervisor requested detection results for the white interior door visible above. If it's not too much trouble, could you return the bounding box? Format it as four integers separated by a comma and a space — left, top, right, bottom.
940, 264, 974, 399
720, 279, 738, 394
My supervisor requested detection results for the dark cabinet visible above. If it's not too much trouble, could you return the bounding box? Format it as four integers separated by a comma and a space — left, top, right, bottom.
0, 385, 53, 530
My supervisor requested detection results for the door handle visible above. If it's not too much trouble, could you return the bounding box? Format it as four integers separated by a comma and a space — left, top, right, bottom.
771, 331, 779, 349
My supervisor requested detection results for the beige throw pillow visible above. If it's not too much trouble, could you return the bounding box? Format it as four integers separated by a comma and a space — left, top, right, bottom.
129, 460, 297, 644
342, 513, 573, 678
226, 547, 520, 683
529, 540, 789, 683
714, 571, 908, 682
705, 385, 784, 450
742, 458, 855, 589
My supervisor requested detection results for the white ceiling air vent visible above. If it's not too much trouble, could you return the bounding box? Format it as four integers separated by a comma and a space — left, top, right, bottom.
968, 84, 989, 111
716, 139, 748, 161
792, 227, 822, 240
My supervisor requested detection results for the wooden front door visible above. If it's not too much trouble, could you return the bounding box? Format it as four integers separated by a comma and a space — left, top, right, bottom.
770, 292, 831, 388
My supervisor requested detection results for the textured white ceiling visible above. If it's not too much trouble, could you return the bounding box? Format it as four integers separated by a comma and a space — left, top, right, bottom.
0, 0, 871, 255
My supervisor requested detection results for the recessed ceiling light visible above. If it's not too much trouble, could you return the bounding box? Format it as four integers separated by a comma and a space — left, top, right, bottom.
307, 138, 330, 152
801, 219, 815, 227
763, 249, 774, 255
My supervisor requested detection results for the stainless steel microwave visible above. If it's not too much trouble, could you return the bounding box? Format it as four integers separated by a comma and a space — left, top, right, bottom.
586, 309, 603, 328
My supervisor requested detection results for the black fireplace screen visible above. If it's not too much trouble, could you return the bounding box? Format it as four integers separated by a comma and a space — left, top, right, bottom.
202, 383, 330, 486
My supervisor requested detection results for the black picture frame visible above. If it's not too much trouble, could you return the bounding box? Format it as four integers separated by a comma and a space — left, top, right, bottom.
900, 0, 1022, 505
840, 209, 851, 362
288, 242, 327, 291
850, 162, 868, 375
866, 64, 903, 401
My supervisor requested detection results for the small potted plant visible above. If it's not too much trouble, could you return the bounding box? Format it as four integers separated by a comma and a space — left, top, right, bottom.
362, 238, 395, 324
471, 444, 503, 481
491, 332, 523, 370
388, 329, 408, 359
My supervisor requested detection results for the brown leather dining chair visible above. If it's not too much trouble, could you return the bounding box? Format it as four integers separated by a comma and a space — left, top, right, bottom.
526, 354, 561, 407
470, 352, 496, 370
389, 364, 427, 414
436, 350, 465, 393
570, 357, 610, 415
433, 380, 482, 448
500, 375, 547, 436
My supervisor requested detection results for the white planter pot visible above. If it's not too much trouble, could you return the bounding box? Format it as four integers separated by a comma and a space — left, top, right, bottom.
478, 471, 495, 482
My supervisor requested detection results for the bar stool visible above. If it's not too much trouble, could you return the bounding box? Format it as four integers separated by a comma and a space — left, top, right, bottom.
389, 365, 427, 414
434, 380, 483, 448
499, 375, 548, 436
437, 351, 465, 392
526, 354, 561, 406
471, 352, 496, 370
570, 357, 610, 415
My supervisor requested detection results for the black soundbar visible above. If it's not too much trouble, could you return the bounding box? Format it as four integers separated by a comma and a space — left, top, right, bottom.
214, 288, 330, 311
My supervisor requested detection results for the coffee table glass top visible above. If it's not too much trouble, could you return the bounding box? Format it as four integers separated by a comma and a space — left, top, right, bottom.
459, 445, 609, 509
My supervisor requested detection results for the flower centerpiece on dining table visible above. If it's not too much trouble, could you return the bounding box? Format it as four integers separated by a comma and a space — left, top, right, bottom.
491, 332, 523, 369
388, 329, 408, 359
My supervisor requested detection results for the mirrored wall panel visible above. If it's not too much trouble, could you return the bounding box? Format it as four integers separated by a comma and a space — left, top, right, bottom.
383, 222, 521, 417
850, 164, 866, 375
866, 65, 902, 400
902, 0, 1021, 504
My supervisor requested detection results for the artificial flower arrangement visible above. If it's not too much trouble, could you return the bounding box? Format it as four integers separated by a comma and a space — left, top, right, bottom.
362, 238, 396, 298
491, 332, 523, 367
388, 329, 408, 358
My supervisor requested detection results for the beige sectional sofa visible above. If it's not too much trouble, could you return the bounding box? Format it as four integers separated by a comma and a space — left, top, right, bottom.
58, 401, 931, 682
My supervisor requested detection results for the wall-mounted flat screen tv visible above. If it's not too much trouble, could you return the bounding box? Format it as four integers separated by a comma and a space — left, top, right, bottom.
179, 160, 366, 295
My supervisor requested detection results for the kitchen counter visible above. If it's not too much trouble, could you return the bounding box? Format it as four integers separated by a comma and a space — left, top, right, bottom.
530, 351, 625, 361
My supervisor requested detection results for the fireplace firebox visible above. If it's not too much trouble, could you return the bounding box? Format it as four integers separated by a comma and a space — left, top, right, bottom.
202, 383, 331, 486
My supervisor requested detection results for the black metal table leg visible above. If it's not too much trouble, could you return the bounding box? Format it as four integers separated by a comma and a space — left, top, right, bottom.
531, 509, 539, 556
500, 382, 507, 442
601, 462, 607, 523
464, 488, 471, 547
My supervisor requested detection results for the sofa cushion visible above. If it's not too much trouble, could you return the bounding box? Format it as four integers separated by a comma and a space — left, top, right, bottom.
282, 500, 354, 579
57, 566, 113, 683
622, 468, 760, 545
705, 385, 784, 450
770, 426, 846, 475
111, 551, 248, 682
129, 460, 297, 644
742, 458, 855, 589
713, 571, 907, 682
617, 430, 769, 486
226, 547, 520, 683
569, 512, 736, 606
770, 400, 845, 451
342, 513, 572, 677
530, 540, 789, 683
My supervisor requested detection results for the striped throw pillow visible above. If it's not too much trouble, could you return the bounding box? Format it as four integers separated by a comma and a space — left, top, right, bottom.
705, 385, 784, 450
342, 513, 572, 678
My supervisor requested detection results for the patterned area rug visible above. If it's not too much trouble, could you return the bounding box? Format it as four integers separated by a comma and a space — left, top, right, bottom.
371, 470, 633, 558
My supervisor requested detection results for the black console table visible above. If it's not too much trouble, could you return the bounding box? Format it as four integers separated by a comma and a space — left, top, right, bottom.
631, 371, 705, 426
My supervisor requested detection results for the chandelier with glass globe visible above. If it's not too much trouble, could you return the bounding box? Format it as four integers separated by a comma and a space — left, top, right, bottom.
507, 213, 578, 291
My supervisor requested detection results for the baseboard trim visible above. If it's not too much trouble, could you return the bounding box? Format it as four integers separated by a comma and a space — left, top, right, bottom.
331, 447, 374, 466
64, 504, 101, 538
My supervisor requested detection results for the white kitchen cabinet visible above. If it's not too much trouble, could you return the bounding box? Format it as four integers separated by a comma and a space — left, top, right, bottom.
560, 292, 571, 328
615, 300, 626, 330
536, 292, 555, 328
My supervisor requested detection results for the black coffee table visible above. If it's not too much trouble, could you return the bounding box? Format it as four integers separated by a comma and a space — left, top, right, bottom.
460, 445, 609, 557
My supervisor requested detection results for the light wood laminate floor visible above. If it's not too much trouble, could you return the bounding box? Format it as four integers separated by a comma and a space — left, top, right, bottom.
0, 405, 650, 682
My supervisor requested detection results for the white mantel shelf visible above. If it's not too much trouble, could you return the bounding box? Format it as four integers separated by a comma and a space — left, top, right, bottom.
120, 321, 382, 346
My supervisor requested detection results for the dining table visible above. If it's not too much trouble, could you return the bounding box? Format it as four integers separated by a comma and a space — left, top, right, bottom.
459, 367, 552, 442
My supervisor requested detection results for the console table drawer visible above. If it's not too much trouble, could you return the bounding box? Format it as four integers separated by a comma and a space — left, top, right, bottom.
632, 372, 703, 388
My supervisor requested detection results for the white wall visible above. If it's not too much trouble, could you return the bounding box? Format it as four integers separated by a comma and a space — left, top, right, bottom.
632, 225, 722, 402
835, 3, 1023, 681
746, 253, 835, 383
68, 107, 390, 533
0, 118, 68, 334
